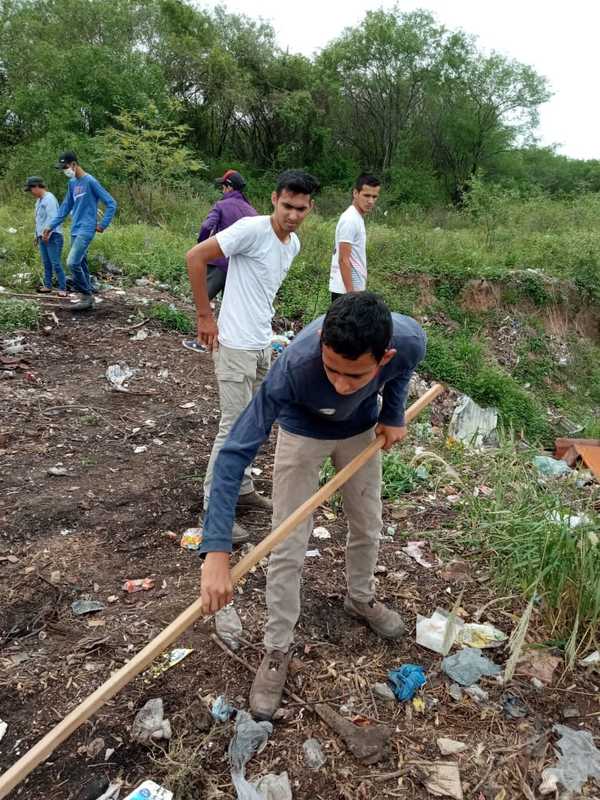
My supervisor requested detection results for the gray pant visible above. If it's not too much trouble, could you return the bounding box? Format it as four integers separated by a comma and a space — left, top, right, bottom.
264, 427, 382, 652
203, 344, 271, 508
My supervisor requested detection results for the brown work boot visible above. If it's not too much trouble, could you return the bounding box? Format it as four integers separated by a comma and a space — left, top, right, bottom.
237, 490, 273, 511
249, 650, 290, 721
344, 596, 407, 640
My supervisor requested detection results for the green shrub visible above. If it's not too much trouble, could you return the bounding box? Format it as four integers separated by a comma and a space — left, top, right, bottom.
0, 298, 40, 331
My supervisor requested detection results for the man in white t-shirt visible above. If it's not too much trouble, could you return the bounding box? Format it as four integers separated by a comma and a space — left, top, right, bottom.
186, 170, 319, 543
329, 173, 381, 301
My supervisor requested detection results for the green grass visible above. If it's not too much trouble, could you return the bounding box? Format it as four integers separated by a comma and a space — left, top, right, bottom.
0, 298, 40, 332
147, 302, 194, 333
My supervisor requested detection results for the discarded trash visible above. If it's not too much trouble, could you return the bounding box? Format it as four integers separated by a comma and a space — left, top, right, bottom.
305, 548, 321, 558
548, 509, 592, 529
179, 401, 196, 409
422, 761, 464, 800
533, 455, 572, 477
106, 364, 135, 392
133, 445, 147, 454
458, 622, 507, 649
465, 685, 489, 703
180, 528, 203, 550
501, 693, 528, 719
312, 526, 331, 540
123, 578, 155, 593
562, 706, 579, 719
123, 780, 173, 800
130, 328, 148, 341
303, 737, 326, 769
215, 605, 243, 650
416, 608, 464, 655
402, 540, 441, 569
252, 772, 292, 800
228, 709, 273, 800
517, 649, 561, 684
0, 555, 18, 564
0, 720, 7, 743
94, 781, 122, 800
540, 724, 600, 794
211, 695, 235, 722
441, 648, 501, 686
314, 702, 390, 764
448, 684, 463, 702
437, 738, 467, 756
387, 664, 427, 701
85, 736, 105, 759
579, 650, 600, 667
131, 698, 171, 743
373, 682, 396, 703
448, 394, 498, 450
6, 227, 17, 234
149, 648, 193, 678
271, 334, 290, 354
72, 600, 105, 616
47, 466, 68, 476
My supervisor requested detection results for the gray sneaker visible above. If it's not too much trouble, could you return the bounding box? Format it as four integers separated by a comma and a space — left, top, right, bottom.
231, 521, 250, 544
344, 596, 407, 640
249, 650, 291, 721
69, 294, 95, 311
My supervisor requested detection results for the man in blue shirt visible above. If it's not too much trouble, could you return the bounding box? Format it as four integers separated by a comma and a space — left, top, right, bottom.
24, 176, 67, 296
199, 292, 426, 719
43, 150, 117, 311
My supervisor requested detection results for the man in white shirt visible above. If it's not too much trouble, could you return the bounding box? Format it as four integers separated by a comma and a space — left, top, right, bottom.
329, 174, 381, 301
186, 170, 319, 543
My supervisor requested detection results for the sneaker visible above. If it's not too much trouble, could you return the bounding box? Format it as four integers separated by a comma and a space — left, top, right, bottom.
69, 294, 95, 312
199, 516, 250, 545
344, 595, 407, 640
237, 490, 273, 512
182, 339, 207, 353
249, 650, 290, 721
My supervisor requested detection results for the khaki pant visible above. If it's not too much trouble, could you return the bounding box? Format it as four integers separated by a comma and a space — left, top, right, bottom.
203, 344, 271, 507
264, 427, 382, 652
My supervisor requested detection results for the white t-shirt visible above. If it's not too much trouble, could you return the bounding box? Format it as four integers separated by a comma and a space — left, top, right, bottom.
329, 204, 367, 294
216, 216, 300, 350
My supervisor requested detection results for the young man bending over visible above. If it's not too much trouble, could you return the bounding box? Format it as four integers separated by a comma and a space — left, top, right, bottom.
186, 170, 319, 544
199, 292, 426, 719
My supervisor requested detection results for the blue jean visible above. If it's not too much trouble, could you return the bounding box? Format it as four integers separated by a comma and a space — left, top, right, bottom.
39, 233, 66, 291
66, 233, 95, 295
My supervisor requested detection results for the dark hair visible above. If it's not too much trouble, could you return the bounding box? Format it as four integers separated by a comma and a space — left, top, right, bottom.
354, 173, 381, 193
321, 292, 392, 361
275, 170, 320, 197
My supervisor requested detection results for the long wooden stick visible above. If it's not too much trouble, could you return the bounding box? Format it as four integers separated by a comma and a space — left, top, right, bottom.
0, 382, 444, 798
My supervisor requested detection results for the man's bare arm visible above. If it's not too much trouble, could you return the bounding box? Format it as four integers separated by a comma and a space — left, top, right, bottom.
338, 241, 355, 292
186, 238, 225, 349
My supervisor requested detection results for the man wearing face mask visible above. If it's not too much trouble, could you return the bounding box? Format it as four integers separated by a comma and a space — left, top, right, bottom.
197, 292, 426, 720
43, 151, 117, 311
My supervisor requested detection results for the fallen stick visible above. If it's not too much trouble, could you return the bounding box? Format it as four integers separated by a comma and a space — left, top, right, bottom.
0, 382, 445, 798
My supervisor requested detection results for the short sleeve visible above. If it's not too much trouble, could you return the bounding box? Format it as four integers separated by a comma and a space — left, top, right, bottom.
337, 215, 360, 245
216, 217, 260, 258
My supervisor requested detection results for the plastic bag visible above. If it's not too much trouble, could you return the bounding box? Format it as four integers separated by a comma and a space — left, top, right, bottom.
441, 647, 501, 687
216, 605, 243, 650
228, 710, 273, 800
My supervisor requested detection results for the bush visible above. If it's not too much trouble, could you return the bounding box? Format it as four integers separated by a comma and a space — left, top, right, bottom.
0, 298, 40, 332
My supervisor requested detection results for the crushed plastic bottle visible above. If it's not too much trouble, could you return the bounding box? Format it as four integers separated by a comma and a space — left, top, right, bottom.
303, 737, 326, 769
215, 605, 243, 650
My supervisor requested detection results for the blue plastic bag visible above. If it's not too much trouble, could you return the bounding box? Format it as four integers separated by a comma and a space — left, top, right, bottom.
387, 664, 427, 701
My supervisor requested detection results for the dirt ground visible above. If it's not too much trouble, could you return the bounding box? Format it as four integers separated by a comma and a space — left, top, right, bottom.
1, 285, 599, 800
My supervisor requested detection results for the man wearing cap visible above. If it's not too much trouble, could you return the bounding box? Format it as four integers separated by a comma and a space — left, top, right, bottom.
24, 176, 67, 296
42, 151, 117, 311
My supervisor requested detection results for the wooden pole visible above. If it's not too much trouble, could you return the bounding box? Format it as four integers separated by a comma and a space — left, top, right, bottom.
0, 383, 445, 798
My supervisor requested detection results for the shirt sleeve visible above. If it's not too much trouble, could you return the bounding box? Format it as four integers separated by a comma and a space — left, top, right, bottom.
337, 215, 360, 245
200, 356, 291, 554
216, 217, 259, 259
91, 178, 118, 229
198, 204, 221, 243
48, 186, 73, 230
378, 328, 427, 427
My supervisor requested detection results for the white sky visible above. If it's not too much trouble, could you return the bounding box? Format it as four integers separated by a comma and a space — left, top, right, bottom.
209, 0, 599, 160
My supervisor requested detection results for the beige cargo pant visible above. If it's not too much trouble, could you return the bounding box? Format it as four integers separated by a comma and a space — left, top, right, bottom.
203, 344, 271, 508
264, 426, 382, 652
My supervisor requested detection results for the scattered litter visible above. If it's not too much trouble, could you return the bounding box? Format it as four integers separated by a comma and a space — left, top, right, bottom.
250, 467, 263, 476
122, 578, 155, 593
211, 695, 235, 722
439, 560, 471, 583
215, 605, 243, 650
86, 736, 105, 759
71, 600, 105, 616
458, 622, 507, 649
562, 706, 580, 719
271, 334, 290, 354
123, 780, 173, 800
373, 682, 396, 703
387, 664, 427, 701
437, 738, 467, 756
179, 401, 196, 409
517, 649, 561, 684
533, 455, 572, 477
6, 227, 17, 234
106, 364, 136, 392
448, 684, 463, 702
555, 437, 600, 480
305, 549, 321, 558
473, 485, 493, 498
47, 466, 68, 476
540, 724, 600, 794
133, 445, 147, 454
149, 648, 193, 678
312, 526, 331, 540
501, 693, 528, 719
402, 540, 441, 569
252, 772, 292, 800
416, 608, 464, 655
131, 698, 171, 744
548, 509, 592, 528
104, 748, 115, 761
441, 648, 501, 686
579, 650, 600, 667
93, 781, 122, 800
0, 555, 18, 564
303, 737, 326, 769
228, 710, 273, 800
422, 762, 463, 800
59, 528, 73, 536
180, 528, 203, 550
130, 328, 148, 341
448, 394, 498, 450
0, 720, 7, 742
464, 685, 489, 703
107, 595, 118, 603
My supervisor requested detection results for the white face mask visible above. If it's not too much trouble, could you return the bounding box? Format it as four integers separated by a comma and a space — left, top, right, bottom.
63, 167, 76, 179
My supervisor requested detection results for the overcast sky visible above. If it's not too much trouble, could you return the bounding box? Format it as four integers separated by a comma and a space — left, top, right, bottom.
211, 0, 598, 160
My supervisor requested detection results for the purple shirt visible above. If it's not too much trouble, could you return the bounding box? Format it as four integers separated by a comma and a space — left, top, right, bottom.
197, 190, 258, 271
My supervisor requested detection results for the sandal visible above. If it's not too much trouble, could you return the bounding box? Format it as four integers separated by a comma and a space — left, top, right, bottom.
37, 286, 52, 294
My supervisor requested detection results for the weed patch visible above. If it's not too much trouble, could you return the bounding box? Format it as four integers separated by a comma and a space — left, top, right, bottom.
148, 303, 194, 333
0, 298, 40, 332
